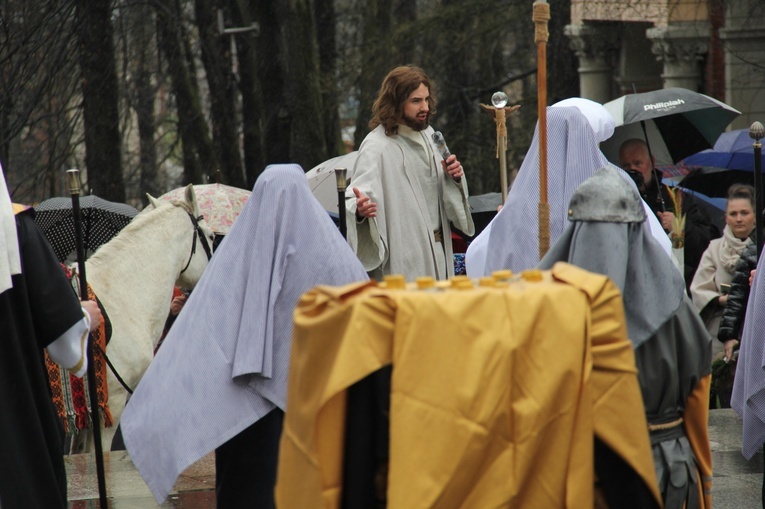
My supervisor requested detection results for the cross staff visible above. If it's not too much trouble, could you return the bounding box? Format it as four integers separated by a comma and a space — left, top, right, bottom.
480, 98, 521, 203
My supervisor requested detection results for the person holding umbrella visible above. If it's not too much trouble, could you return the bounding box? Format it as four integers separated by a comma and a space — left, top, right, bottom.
619, 138, 714, 285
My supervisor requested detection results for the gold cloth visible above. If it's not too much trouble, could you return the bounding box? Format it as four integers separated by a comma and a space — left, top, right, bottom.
276, 262, 661, 508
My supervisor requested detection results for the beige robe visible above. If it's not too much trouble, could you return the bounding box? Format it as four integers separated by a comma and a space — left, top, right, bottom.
346, 124, 474, 281
690, 225, 750, 339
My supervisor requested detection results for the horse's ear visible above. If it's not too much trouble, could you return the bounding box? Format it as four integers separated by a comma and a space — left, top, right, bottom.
146, 194, 161, 209
184, 184, 201, 217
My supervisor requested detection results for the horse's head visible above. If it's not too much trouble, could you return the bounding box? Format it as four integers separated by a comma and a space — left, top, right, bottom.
147, 184, 214, 288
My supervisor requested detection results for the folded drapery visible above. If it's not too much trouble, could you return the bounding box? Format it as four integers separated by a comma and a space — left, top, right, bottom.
276, 262, 661, 509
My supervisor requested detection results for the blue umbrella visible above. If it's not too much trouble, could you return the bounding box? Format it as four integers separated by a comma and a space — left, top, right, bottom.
682, 129, 765, 171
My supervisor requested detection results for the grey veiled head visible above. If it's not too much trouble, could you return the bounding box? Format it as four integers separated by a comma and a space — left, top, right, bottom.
567, 166, 646, 223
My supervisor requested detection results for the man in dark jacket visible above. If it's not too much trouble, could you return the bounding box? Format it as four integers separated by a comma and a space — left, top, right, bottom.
619, 139, 715, 286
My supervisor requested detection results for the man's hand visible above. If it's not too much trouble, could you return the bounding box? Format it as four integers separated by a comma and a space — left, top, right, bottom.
750, 269, 756, 286
441, 154, 463, 181
353, 187, 377, 218
81, 300, 102, 332
657, 211, 675, 231
718, 294, 728, 306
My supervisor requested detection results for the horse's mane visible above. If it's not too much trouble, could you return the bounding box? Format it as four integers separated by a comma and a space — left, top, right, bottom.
88, 200, 193, 265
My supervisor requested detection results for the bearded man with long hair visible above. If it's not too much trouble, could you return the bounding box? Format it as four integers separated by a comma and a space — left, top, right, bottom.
347, 65, 474, 281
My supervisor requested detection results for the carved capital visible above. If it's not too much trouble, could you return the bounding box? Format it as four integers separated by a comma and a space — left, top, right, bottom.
565, 24, 620, 63
647, 24, 709, 64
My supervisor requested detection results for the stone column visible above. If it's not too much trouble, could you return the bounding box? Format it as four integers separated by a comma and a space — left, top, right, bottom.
647, 23, 709, 90
720, 1, 765, 130
565, 23, 620, 104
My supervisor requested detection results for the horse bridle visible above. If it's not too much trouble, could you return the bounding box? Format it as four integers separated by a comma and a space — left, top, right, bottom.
100, 212, 212, 396
180, 212, 213, 273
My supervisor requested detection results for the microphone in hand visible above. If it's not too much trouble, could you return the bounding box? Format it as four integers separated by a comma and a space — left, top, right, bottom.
432, 131, 461, 183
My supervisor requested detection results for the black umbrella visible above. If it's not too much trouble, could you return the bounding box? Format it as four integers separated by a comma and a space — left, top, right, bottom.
34, 195, 138, 262
677, 166, 754, 198
601, 87, 741, 165
469, 192, 503, 237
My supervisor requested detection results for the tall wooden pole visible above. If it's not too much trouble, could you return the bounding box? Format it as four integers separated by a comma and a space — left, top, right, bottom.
497, 107, 509, 203
533, 0, 550, 259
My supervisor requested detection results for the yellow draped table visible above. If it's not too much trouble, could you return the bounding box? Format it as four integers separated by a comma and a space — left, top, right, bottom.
276, 262, 661, 509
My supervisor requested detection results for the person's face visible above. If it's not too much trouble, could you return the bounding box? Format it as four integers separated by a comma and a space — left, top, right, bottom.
400, 83, 430, 131
726, 198, 756, 239
619, 144, 654, 189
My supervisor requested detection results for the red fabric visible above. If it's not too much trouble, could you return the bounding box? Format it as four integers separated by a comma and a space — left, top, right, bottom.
451, 232, 468, 254
46, 265, 113, 432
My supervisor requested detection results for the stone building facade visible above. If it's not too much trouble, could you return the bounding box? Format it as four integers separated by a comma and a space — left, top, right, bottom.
566, 0, 765, 130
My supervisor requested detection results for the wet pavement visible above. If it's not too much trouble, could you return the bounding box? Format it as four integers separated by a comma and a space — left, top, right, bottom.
709, 408, 763, 508
66, 451, 215, 508
67, 409, 762, 508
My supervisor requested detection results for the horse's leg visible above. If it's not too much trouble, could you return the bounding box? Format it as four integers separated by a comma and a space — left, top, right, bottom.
72, 384, 127, 452
100, 425, 119, 452
100, 384, 127, 451
71, 429, 92, 454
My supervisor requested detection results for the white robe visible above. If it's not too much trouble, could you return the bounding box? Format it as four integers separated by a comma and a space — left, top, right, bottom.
346, 124, 474, 281
467, 106, 673, 277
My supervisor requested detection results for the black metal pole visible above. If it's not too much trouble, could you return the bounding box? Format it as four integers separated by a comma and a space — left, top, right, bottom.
750, 123, 764, 257
335, 168, 348, 239
66, 169, 109, 508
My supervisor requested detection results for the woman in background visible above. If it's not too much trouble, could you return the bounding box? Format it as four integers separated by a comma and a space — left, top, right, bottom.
690, 183, 755, 353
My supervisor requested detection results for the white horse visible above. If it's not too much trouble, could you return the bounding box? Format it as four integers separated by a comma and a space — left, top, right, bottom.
74, 185, 214, 451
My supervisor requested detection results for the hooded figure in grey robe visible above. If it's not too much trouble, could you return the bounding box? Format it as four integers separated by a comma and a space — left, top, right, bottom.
539, 166, 712, 509
121, 164, 369, 504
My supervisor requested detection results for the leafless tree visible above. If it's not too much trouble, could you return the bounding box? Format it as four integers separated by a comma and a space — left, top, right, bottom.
74, 0, 125, 202
194, 0, 246, 187
0, 1, 81, 201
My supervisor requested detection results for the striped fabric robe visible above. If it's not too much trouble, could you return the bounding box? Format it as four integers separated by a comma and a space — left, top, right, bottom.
483, 107, 671, 275
120, 164, 369, 503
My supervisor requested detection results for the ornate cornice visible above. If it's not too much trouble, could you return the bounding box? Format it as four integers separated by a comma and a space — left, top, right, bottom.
647, 24, 709, 64
565, 24, 621, 63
